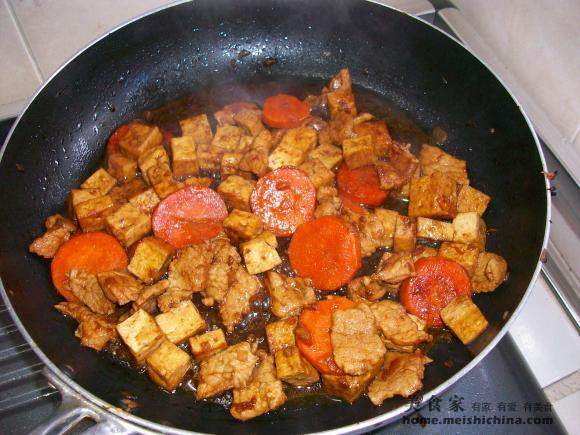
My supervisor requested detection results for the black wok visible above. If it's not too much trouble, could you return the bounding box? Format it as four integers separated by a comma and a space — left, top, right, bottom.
0, 0, 549, 433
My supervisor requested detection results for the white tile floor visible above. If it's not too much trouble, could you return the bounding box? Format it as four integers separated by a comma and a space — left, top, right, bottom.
0, 0, 577, 431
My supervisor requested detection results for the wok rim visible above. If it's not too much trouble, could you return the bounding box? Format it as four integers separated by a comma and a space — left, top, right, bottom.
0, 0, 551, 433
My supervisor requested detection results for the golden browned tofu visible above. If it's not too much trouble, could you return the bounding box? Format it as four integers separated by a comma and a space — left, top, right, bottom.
108, 177, 148, 208
231, 352, 286, 421
393, 215, 416, 253
119, 125, 163, 160
170, 136, 198, 177
146, 339, 191, 391
223, 209, 263, 242
234, 109, 265, 136
128, 237, 174, 284
326, 69, 357, 118
372, 252, 415, 284
147, 163, 180, 199
220, 152, 242, 176
189, 329, 228, 361
196, 145, 221, 171
196, 342, 258, 399
97, 270, 142, 305
128, 188, 160, 214
416, 217, 455, 242
374, 208, 399, 247
211, 124, 243, 153
472, 252, 508, 293
157, 288, 193, 313
182, 176, 212, 188
408, 172, 458, 219
275, 345, 319, 386
441, 295, 488, 344
217, 175, 255, 211
268, 126, 317, 170
241, 232, 281, 275
353, 120, 392, 157
457, 185, 490, 216
105, 203, 151, 247
264, 272, 316, 318
322, 371, 375, 403
155, 300, 206, 344
179, 114, 213, 146
138, 146, 170, 185
70, 188, 101, 208
75, 195, 114, 232
107, 153, 137, 182
81, 168, 117, 195
420, 144, 469, 185
368, 351, 431, 405
265, 316, 298, 354
438, 241, 480, 276
342, 134, 375, 169
452, 212, 484, 248
116, 309, 165, 364
299, 158, 335, 188
307, 144, 343, 170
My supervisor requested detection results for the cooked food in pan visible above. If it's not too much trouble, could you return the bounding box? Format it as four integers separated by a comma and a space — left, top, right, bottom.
29, 69, 507, 421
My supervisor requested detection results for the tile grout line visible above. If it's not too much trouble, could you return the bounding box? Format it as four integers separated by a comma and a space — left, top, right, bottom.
4, 0, 45, 82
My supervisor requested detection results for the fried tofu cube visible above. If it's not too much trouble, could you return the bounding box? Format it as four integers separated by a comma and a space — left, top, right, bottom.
170, 136, 198, 177
75, 195, 114, 232
353, 120, 392, 157
223, 209, 263, 242
457, 185, 490, 216
155, 300, 206, 344
81, 168, 117, 195
70, 188, 101, 207
441, 295, 488, 344
393, 215, 416, 253
182, 177, 212, 188
265, 317, 297, 354
452, 212, 482, 246
119, 125, 163, 160
342, 134, 375, 169
372, 208, 397, 248
211, 124, 243, 153
217, 175, 255, 211
147, 163, 179, 199
275, 346, 319, 386
189, 329, 228, 361
308, 144, 343, 170
241, 231, 281, 274
420, 144, 469, 185
105, 203, 151, 247
322, 371, 376, 403
128, 237, 174, 284
138, 146, 170, 185
472, 252, 508, 293
117, 309, 165, 364
234, 109, 264, 136
107, 153, 137, 182
146, 339, 191, 390
268, 126, 317, 170
97, 270, 143, 305
299, 158, 335, 188
408, 172, 458, 219
180, 114, 213, 146
218, 152, 241, 176
439, 242, 480, 276
416, 217, 455, 242
128, 188, 160, 214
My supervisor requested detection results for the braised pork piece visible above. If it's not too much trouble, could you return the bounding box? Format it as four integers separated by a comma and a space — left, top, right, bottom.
30, 69, 507, 421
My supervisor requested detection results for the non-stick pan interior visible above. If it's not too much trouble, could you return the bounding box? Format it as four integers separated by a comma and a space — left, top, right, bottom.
0, 0, 546, 433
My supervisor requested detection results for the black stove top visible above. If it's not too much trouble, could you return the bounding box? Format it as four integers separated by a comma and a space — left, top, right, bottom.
0, 112, 565, 434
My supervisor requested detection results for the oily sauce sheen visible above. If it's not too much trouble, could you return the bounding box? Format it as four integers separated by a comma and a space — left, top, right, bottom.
104, 77, 440, 409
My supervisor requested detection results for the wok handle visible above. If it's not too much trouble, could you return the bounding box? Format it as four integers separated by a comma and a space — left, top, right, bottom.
31, 367, 137, 435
